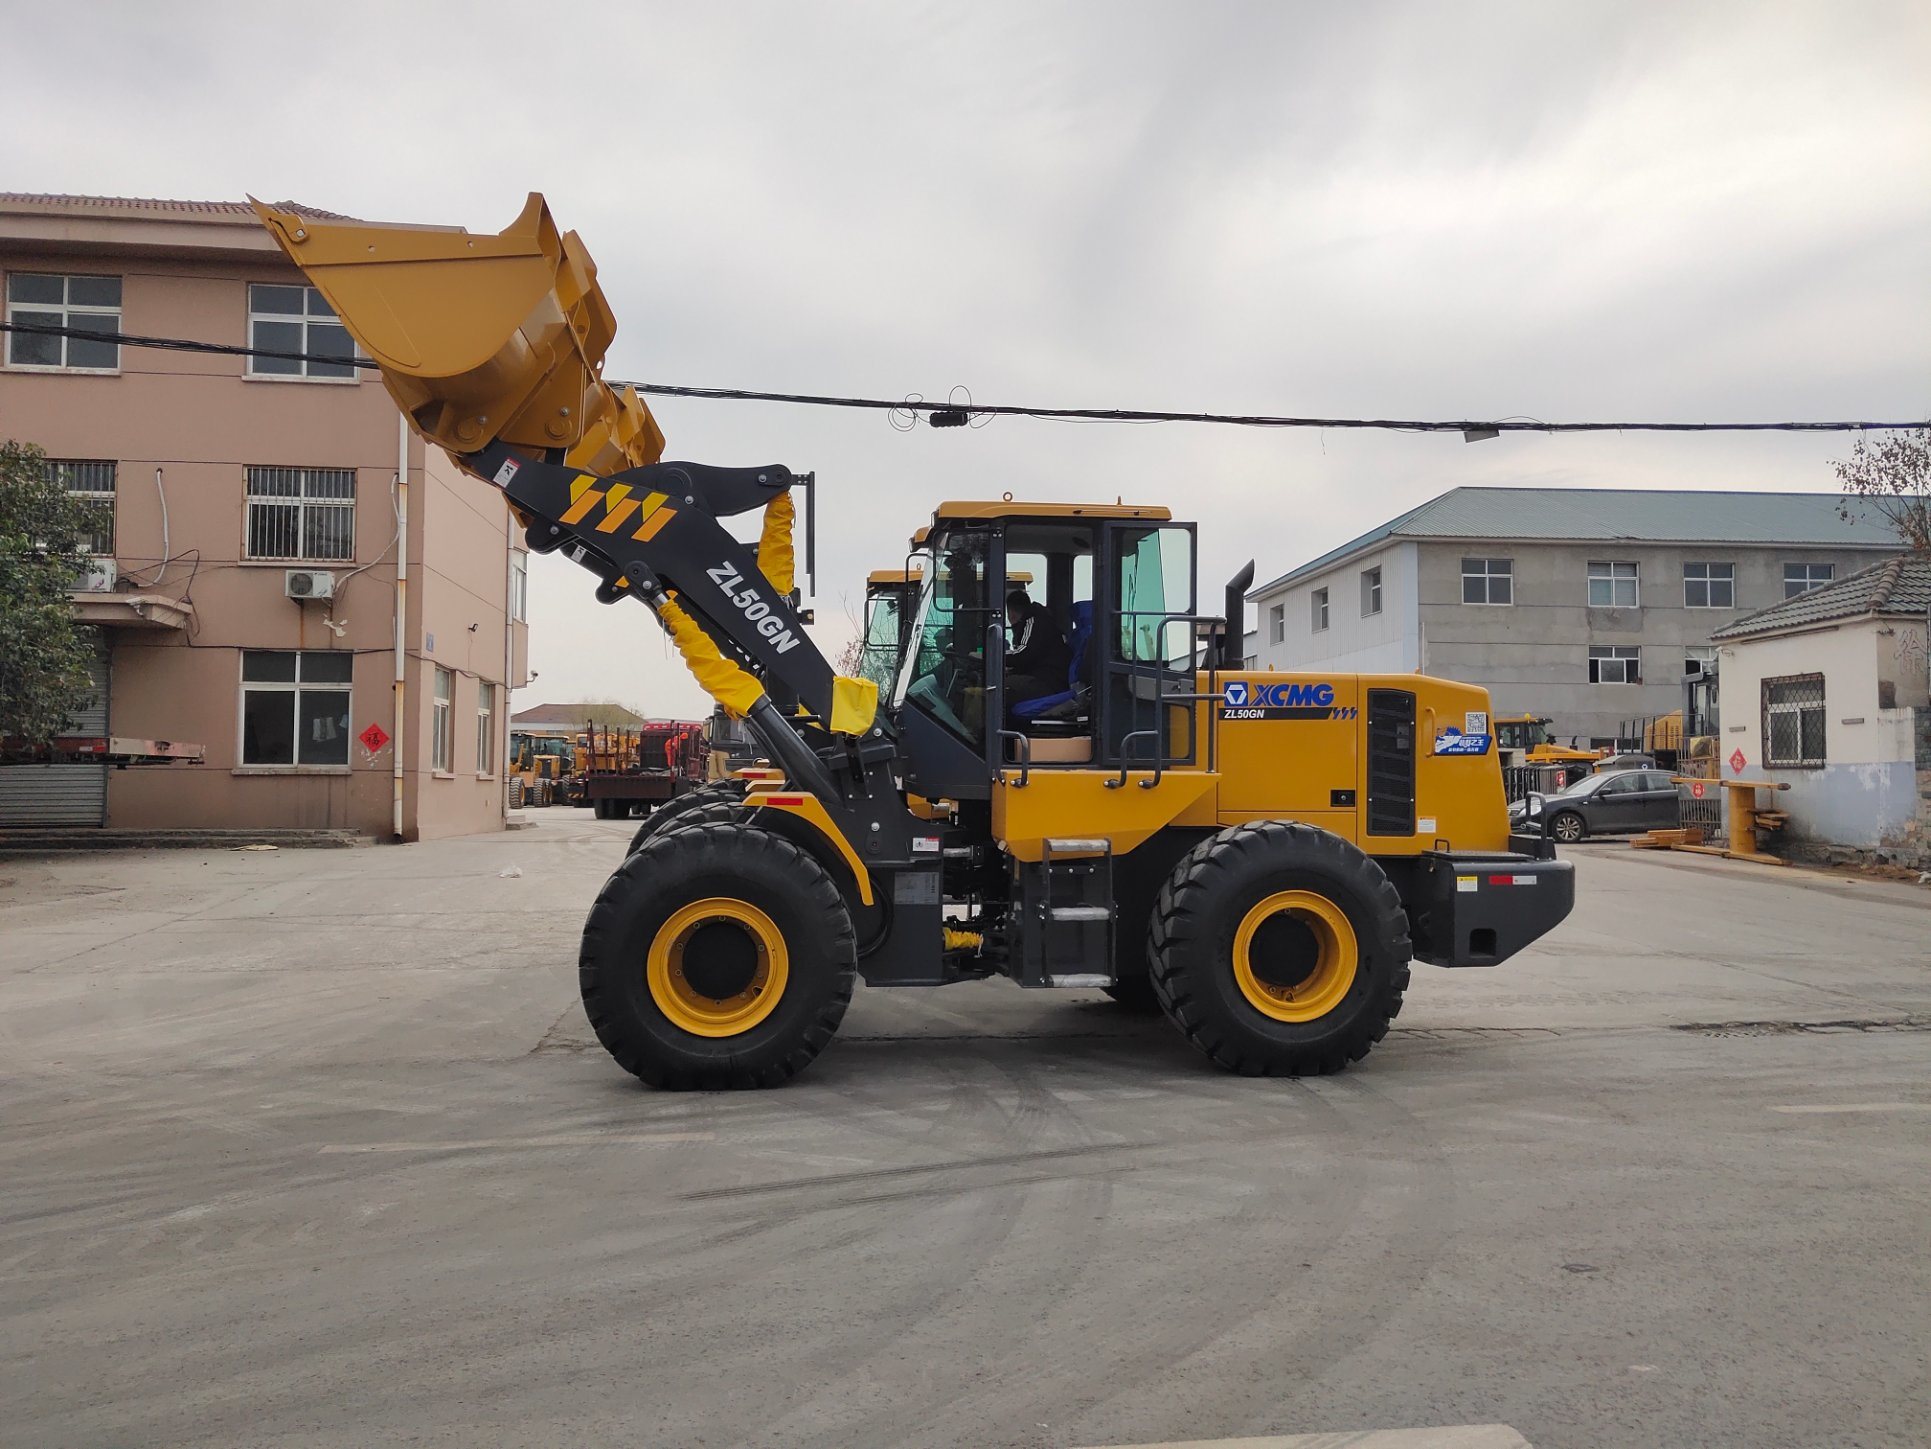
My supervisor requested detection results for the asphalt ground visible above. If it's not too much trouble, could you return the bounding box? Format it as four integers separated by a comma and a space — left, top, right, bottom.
2, 814, 1927, 1449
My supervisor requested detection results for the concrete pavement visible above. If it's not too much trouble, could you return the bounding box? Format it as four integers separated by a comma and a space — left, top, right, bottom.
2, 814, 1927, 1448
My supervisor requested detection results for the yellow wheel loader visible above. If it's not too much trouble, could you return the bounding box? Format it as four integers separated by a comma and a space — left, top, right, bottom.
1493, 715, 1602, 767
255, 194, 1574, 1088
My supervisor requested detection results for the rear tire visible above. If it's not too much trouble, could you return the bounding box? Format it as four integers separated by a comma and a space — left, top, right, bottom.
592, 798, 614, 821
628, 778, 750, 856
580, 823, 856, 1089
1149, 821, 1410, 1076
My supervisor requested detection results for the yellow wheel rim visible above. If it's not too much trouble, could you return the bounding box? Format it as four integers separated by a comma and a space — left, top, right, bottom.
1232, 890, 1358, 1023
646, 896, 789, 1038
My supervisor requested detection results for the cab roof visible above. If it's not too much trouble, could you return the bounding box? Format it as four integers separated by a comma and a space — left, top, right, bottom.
865, 568, 923, 586
932, 500, 1173, 523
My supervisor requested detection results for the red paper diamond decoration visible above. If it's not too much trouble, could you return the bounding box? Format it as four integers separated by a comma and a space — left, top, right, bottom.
359, 722, 391, 753
1728, 748, 1747, 775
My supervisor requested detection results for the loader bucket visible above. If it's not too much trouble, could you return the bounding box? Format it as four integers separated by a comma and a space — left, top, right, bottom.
250, 194, 665, 473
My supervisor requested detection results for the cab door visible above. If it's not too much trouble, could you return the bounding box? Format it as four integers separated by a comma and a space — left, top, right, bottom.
1098, 521, 1198, 771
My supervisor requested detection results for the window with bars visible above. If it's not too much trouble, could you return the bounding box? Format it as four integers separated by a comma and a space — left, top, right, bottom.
1763, 673, 1825, 768
1683, 562, 1734, 609
1461, 556, 1512, 605
247, 284, 357, 380
433, 667, 453, 773
1783, 561, 1834, 598
1311, 587, 1329, 632
476, 682, 495, 775
5, 273, 121, 370
1588, 560, 1639, 608
245, 466, 355, 560
239, 651, 352, 766
1589, 645, 1641, 684
45, 459, 116, 554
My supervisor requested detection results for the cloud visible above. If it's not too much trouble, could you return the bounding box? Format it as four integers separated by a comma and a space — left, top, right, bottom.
5, 0, 1926, 714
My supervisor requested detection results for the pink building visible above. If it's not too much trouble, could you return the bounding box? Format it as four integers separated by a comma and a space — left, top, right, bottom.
0, 194, 529, 838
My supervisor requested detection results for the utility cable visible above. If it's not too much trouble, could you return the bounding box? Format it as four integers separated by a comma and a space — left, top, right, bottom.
3, 318, 1924, 435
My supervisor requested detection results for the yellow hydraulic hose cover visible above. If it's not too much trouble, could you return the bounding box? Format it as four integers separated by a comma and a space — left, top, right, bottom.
757, 490, 796, 597
828, 674, 879, 736
659, 598, 765, 719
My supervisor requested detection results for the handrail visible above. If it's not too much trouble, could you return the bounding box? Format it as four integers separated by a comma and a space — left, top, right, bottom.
1105, 730, 1163, 790
997, 730, 1033, 787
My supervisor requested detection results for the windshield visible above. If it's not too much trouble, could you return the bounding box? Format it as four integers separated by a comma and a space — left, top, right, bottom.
859, 584, 909, 691
892, 532, 992, 751
1553, 772, 1609, 798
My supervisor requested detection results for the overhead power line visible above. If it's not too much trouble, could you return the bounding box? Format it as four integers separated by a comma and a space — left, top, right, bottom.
3, 319, 1924, 436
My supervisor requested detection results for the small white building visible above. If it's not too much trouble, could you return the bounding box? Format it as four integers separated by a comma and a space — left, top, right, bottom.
1711, 557, 1931, 863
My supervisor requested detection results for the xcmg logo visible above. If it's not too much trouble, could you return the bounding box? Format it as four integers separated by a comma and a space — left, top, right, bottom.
1223, 680, 1335, 709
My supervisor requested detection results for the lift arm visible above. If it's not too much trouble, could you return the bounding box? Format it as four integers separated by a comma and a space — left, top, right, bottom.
250, 195, 879, 751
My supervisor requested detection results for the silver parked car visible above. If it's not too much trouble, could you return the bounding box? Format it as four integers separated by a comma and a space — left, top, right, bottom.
1510, 768, 1681, 842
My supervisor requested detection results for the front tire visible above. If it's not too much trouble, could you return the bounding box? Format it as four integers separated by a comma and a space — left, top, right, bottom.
580, 823, 856, 1089
1149, 821, 1410, 1076
1549, 811, 1587, 843
628, 778, 750, 855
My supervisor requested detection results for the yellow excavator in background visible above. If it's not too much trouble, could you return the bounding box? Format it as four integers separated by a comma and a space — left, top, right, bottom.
253, 193, 1574, 1089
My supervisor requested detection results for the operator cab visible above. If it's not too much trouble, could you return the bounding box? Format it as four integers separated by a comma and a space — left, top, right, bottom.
892, 501, 1201, 799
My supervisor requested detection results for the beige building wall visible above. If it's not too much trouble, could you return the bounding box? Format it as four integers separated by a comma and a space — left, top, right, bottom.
0, 196, 529, 838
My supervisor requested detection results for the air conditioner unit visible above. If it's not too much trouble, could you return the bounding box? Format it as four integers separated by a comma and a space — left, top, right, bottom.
77, 558, 118, 593
285, 569, 337, 601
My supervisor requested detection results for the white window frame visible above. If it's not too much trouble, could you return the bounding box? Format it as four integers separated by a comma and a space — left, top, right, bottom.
1683, 562, 1734, 609
5, 272, 122, 372
246, 283, 360, 383
245, 465, 356, 562
1588, 645, 1641, 685
237, 650, 353, 769
432, 667, 454, 774
1763, 673, 1826, 768
1588, 560, 1639, 609
1783, 561, 1834, 598
510, 552, 529, 623
1361, 566, 1382, 617
1461, 556, 1513, 606
1684, 645, 1718, 678
46, 459, 116, 555
1311, 587, 1329, 633
475, 682, 495, 776
1268, 601, 1285, 644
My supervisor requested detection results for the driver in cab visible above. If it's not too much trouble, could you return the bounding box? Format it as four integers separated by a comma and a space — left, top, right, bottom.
1005, 587, 1071, 710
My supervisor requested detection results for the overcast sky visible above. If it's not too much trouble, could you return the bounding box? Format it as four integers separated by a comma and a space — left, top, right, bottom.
5, 1, 1927, 715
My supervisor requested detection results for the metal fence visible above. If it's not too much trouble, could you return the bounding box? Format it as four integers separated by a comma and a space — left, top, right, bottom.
1502, 763, 1579, 803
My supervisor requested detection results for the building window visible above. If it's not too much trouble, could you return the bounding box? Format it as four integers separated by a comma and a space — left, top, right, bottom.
476, 682, 495, 775
245, 466, 355, 561
1588, 646, 1641, 684
433, 667, 453, 773
247, 284, 356, 380
1763, 673, 1825, 768
46, 459, 116, 554
1360, 566, 1382, 616
1684, 645, 1718, 678
510, 553, 529, 623
240, 651, 352, 766
5, 273, 121, 370
1267, 601, 1285, 644
1311, 587, 1329, 632
1461, 556, 1512, 605
1588, 561, 1639, 609
1683, 562, 1734, 609
1783, 562, 1834, 598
